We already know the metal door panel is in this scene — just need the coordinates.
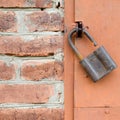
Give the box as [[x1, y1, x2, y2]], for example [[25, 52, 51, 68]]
[[74, 108, 120, 120], [74, 0, 120, 108]]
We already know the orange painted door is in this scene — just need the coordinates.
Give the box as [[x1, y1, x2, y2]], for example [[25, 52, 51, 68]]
[[74, 0, 120, 119]]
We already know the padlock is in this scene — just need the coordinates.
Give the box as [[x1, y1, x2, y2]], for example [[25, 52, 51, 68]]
[[68, 25, 117, 82]]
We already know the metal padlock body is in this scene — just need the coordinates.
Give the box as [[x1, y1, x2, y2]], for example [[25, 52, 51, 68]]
[[81, 46, 117, 82]]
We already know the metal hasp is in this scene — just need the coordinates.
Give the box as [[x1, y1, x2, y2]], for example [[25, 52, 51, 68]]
[[68, 22, 117, 82]]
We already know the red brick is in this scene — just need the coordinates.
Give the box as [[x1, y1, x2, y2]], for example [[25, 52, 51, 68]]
[[0, 108, 64, 120], [0, 0, 52, 8], [0, 11, 16, 32], [0, 36, 63, 56], [25, 11, 64, 32], [0, 84, 53, 103], [0, 0, 25, 7], [35, 0, 52, 8], [21, 60, 64, 81], [0, 60, 16, 80]]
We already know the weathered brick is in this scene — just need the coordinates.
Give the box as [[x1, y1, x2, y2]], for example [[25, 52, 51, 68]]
[[25, 11, 64, 32], [0, 0, 52, 8], [0, 108, 64, 120], [21, 60, 64, 81], [0, 0, 25, 7], [35, 0, 52, 8], [0, 60, 16, 80], [0, 36, 63, 56], [0, 11, 16, 32], [0, 84, 53, 103]]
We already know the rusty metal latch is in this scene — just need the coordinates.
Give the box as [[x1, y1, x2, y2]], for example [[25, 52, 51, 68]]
[[68, 22, 117, 82]]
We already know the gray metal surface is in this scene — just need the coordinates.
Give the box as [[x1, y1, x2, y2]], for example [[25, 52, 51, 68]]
[[81, 46, 117, 82]]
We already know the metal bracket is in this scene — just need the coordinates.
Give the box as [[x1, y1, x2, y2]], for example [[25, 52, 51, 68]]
[[76, 21, 83, 38]]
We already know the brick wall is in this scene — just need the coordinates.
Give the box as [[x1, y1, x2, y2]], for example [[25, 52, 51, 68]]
[[0, 0, 64, 119]]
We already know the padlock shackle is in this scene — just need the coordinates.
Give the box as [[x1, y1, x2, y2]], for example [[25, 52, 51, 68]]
[[68, 28, 83, 60], [68, 27, 98, 61], [83, 29, 97, 46]]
